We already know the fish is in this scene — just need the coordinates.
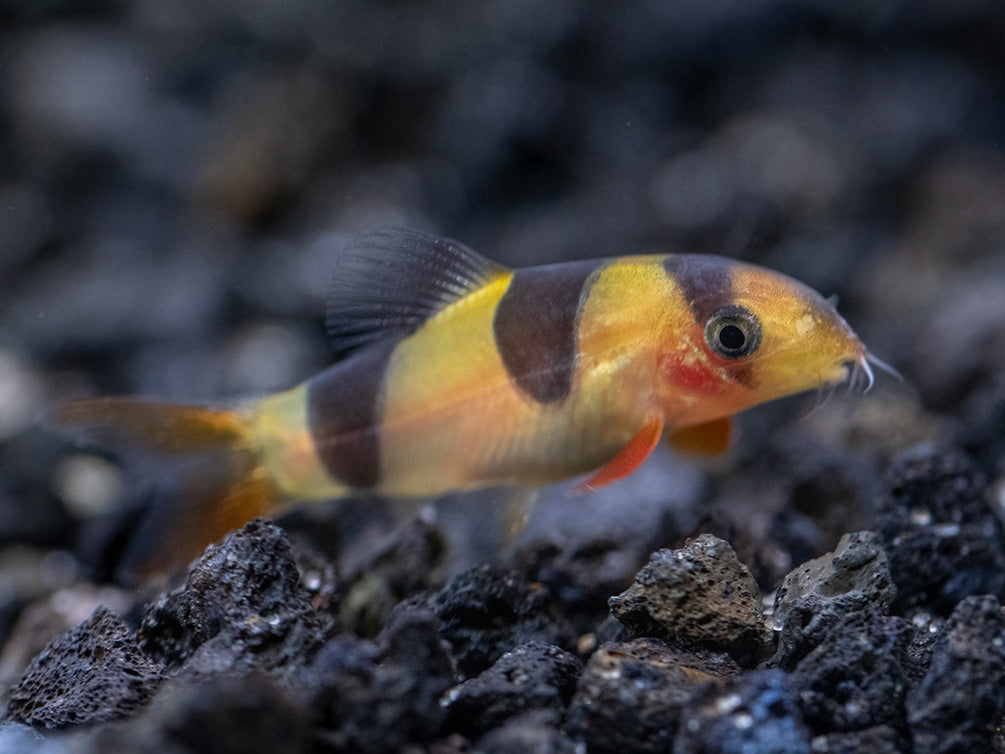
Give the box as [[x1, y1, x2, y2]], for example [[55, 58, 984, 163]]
[[49, 227, 896, 582]]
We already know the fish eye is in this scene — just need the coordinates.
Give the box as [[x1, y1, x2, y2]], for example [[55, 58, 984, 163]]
[[705, 306, 761, 359]]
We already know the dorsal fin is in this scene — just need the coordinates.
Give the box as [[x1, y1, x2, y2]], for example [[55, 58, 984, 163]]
[[326, 227, 510, 359]]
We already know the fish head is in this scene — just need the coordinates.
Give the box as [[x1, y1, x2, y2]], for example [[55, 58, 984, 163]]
[[721, 263, 870, 397], [658, 255, 882, 423]]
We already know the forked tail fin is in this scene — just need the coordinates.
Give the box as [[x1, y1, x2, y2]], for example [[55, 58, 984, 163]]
[[47, 397, 280, 584]]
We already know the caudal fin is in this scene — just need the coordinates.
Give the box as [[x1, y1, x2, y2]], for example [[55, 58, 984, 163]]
[[47, 397, 280, 583]]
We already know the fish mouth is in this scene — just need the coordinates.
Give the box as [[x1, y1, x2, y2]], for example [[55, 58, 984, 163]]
[[842, 351, 902, 394]]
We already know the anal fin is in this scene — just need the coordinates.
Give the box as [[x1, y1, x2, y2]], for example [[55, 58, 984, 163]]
[[581, 417, 663, 490]]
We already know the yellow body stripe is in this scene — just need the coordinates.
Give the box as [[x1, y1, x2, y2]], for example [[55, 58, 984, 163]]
[[378, 258, 670, 495], [377, 272, 516, 494]]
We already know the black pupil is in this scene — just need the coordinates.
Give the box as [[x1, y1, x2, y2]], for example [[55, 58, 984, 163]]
[[718, 324, 746, 351]]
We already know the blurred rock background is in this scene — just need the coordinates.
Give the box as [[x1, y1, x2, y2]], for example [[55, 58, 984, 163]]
[[0, 0, 1004, 744]]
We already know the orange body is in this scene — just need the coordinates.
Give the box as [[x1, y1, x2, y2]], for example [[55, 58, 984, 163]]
[[52, 228, 884, 580]]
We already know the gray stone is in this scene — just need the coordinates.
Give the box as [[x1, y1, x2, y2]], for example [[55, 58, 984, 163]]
[[771, 531, 895, 670], [609, 534, 769, 666]]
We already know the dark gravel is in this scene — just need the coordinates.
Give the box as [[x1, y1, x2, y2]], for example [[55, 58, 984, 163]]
[[409, 564, 577, 680], [874, 449, 1005, 617], [564, 638, 740, 752], [443, 641, 581, 740], [3, 1, 1005, 752], [6, 606, 163, 728], [907, 595, 1005, 754]]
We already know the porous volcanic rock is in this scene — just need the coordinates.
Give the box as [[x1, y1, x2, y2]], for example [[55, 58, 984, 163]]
[[790, 607, 913, 745], [83, 671, 312, 754], [564, 638, 739, 752], [609, 534, 770, 666], [406, 564, 576, 679], [297, 609, 455, 753], [874, 449, 1005, 615], [138, 518, 332, 678], [444, 640, 581, 739], [907, 594, 1005, 754], [5, 606, 164, 728], [673, 670, 813, 754], [771, 530, 896, 669]]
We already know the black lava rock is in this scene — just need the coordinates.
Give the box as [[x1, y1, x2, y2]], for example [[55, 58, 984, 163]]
[[790, 607, 913, 744], [807, 726, 905, 754], [564, 638, 739, 753], [673, 670, 812, 754], [158, 672, 311, 754], [138, 518, 332, 676], [873, 449, 1005, 615], [84, 671, 312, 754], [5, 606, 164, 728], [509, 461, 700, 636], [771, 530, 896, 670], [337, 513, 447, 638], [414, 564, 575, 679], [698, 437, 883, 592], [298, 609, 455, 754], [475, 711, 580, 754], [907, 594, 1005, 754], [609, 534, 770, 666], [444, 641, 581, 739]]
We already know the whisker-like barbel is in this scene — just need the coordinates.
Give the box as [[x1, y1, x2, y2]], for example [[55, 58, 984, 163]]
[[857, 354, 875, 393], [844, 350, 901, 394], [865, 351, 903, 383]]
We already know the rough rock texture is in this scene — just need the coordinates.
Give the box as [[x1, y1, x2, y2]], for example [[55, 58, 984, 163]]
[[5, 606, 163, 728], [444, 641, 581, 739], [509, 461, 703, 636], [336, 513, 447, 638], [412, 565, 576, 679], [907, 595, 1005, 754], [609, 534, 769, 666], [790, 607, 913, 745], [874, 450, 1005, 616], [475, 711, 580, 754], [85, 671, 313, 754], [673, 670, 813, 754], [6, 463, 1005, 751], [807, 726, 905, 754], [564, 638, 739, 753], [138, 519, 332, 680], [297, 608, 455, 754], [771, 530, 896, 670], [694, 439, 884, 592]]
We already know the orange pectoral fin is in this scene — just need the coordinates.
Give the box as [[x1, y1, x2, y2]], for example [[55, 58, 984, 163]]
[[581, 417, 664, 490], [668, 416, 733, 456]]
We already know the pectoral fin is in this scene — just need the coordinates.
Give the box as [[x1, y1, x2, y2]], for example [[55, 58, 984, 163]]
[[581, 417, 663, 490], [668, 417, 733, 456]]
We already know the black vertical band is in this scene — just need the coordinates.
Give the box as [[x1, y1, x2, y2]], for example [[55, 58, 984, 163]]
[[493, 260, 603, 404], [306, 340, 396, 489], [663, 255, 734, 325]]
